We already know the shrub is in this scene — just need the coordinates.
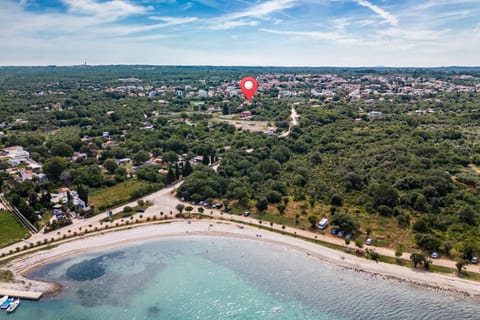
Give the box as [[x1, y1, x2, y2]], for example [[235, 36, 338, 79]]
[[330, 194, 343, 206], [377, 205, 393, 217]]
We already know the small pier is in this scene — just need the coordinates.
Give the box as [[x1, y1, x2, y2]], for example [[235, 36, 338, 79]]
[[0, 288, 43, 300]]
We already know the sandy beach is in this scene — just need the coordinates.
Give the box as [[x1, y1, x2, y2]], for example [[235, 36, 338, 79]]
[[1, 220, 480, 300]]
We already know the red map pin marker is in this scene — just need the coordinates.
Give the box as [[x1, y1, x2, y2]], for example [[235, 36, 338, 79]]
[[240, 76, 258, 101]]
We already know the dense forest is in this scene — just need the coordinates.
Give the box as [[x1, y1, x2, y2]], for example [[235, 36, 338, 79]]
[[0, 66, 479, 259]]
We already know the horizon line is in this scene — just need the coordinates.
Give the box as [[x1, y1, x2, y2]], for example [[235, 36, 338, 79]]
[[1, 64, 480, 69]]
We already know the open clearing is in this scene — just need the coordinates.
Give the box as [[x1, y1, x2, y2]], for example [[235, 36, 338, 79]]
[[89, 179, 159, 211], [0, 211, 29, 248], [216, 117, 273, 132]]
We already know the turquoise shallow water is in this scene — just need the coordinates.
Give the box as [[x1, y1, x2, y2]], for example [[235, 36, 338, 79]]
[[8, 237, 480, 319]]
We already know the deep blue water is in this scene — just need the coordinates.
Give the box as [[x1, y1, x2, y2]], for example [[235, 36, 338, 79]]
[[6, 237, 480, 319]]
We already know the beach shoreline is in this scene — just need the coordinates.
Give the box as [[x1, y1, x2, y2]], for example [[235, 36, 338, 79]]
[[1, 220, 480, 300]]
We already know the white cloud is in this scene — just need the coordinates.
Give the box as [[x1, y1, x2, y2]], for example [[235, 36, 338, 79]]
[[374, 27, 450, 42], [356, 0, 398, 26], [122, 34, 169, 41], [207, 0, 297, 30], [415, 0, 480, 10], [225, 0, 296, 20], [332, 18, 350, 31], [62, 0, 149, 19], [261, 28, 342, 41], [183, 2, 193, 10], [149, 16, 198, 26], [210, 20, 258, 30], [98, 23, 179, 36]]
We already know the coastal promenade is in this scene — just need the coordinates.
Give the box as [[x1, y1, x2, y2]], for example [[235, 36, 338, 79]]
[[1, 180, 480, 299], [3, 220, 480, 301], [1, 178, 479, 272]]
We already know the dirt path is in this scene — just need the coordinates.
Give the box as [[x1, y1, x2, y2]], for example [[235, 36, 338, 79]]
[[469, 164, 480, 174], [279, 106, 299, 137]]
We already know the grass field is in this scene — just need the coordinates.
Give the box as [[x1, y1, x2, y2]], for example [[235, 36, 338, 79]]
[[0, 210, 30, 248], [89, 179, 161, 212]]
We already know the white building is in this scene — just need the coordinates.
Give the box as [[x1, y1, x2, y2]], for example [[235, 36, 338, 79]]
[[51, 188, 86, 209], [2, 146, 30, 160], [1, 146, 30, 166]]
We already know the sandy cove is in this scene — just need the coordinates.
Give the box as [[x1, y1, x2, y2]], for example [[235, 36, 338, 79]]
[[1, 180, 478, 274], [1, 220, 480, 300]]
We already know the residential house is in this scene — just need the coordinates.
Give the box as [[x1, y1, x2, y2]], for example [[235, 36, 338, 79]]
[[193, 155, 204, 163], [240, 111, 252, 119], [51, 188, 86, 210], [368, 111, 383, 119], [116, 158, 132, 165], [2, 146, 30, 166], [72, 152, 88, 161]]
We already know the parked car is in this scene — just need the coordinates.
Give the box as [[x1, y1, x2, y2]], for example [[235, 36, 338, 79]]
[[244, 211, 251, 217], [337, 230, 344, 238], [345, 233, 352, 239], [471, 256, 478, 264], [365, 238, 372, 245], [431, 252, 440, 259], [331, 228, 338, 235], [318, 218, 328, 230]]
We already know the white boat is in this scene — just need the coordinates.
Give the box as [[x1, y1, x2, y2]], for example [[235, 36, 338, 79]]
[[5, 298, 20, 313], [0, 297, 13, 309], [0, 295, 9, 306]]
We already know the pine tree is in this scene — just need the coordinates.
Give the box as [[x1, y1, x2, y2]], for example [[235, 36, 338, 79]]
[[202, 155, 210, 165], [76, 184, 89, 205], [183, 161, 193, 177], [222, 104, 229, 115], [166, 166, 175, 184], [174, 162, 180, 180]]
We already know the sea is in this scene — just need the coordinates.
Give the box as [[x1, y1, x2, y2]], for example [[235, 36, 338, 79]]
[[8, 236, 480, 320]]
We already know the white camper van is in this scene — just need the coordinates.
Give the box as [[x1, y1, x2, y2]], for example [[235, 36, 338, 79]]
[[318, 218, 328, 230]]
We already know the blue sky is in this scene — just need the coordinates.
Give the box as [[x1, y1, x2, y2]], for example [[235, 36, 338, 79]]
[[1, 0, 480, 66]]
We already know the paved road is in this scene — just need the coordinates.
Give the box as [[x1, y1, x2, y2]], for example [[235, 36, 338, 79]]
[[0, 181, 183, 256], [190, 208, 479, 273], [1, 180, 479, 275]]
